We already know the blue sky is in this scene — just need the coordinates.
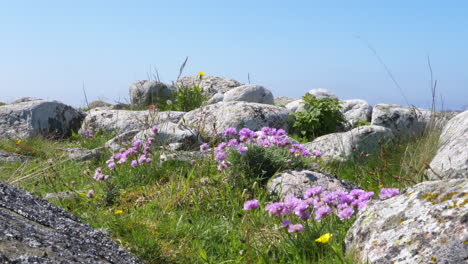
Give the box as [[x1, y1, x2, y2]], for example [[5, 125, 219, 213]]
[[1, 0, 467, 109]]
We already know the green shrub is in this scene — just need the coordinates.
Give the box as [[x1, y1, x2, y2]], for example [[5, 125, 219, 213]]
[[0, 102, 5, 106], [290, 94, 346, 141], [173, 85, 207, 112], [227, 144, 313, 184]]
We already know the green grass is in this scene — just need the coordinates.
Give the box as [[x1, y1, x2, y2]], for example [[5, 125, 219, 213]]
[[0, 125, 442, 264]]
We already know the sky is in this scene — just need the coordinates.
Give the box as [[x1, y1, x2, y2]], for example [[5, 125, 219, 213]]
[[0, 0, 467, 110]]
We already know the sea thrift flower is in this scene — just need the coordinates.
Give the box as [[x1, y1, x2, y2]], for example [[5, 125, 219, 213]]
[[237, 144, 248, 156], [304, 186, 323, 199], [151, 125, 158, 134], [86, 189, 94, 198], [337, 204, 354, 220], [227, 139, 239, 148], [93, 168, 108, 181], [244, 200, 260, 210], [312, 162, 318, 167], [223, 127, 237, 137], [315, 233, 332, 243], [380, 188, 399, 199], [131, 160, 138, 167], [315, 205, 332, 222], [200, 143, 210, 152], [281, 219, 291, 228], [84, 130, 94, 137], [133, 140, 142, 149], [312, 150, 322, 157], [288, 224, 303, 233]]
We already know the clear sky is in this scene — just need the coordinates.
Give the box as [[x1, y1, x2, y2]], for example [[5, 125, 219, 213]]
[[1, 0, 467, 110]]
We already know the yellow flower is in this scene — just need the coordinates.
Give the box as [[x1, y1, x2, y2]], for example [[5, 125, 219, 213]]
[[378, 184, 384, 188], [198, 72, 205, 76], [16, 139, 22, 145], [114, 209, 123, 215], [315, 233, 333, 244]]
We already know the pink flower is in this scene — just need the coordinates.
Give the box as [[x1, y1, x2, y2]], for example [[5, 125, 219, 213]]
[[244, 200, 260, 210], [287, 224, 303, 233], [87, 189, 94, 198]]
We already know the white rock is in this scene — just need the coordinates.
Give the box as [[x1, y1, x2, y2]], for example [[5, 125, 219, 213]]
[[285, 99, 305, 112], [345, 178, 468, 264], [0, 99, 84, 139], [223, 84, 274, 105], [426, 110, 468, 180], [179, 101, 290, 135], [79, 109, 185, 134], [303, 125, 393, 162], [267, 169, 359, 199], [174, 75, 242, 95], [371, 104, 436, 138], [129, 80, 174, 107], [308, 88, 338, 99], [341, 99, 373, 128], [206, 92, 224, 105], [133, 122, 200, 151]]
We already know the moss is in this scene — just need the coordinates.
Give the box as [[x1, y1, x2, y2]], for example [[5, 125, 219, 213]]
[[459, 199, 468, 208], [397, 220, 405, 225], [406, 191, 414, 197], [420, 192, 441, 204], [440, 192, 459, 203]]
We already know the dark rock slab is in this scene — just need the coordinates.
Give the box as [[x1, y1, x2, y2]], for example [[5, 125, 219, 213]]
[[0, 182, 143, 264]]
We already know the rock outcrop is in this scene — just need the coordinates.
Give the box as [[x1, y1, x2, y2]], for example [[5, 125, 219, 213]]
[[371, 104, 435, 138], [427, 110, 468, 180], [0, 99, 84, 139], [179, 101, 290, 135], [223, 84, 274, 105], [129, 80, 174, 107], [345, 179, 468, 264], [303, 125, 393, 162], [267, 169, 359, 199], [0, 182, 143, 263], [0, 150, 28, 163], [308, 88, 338, 99], [79, 109, 185, 134], [174, 75, 242, 95], [341, 99, 373, 128]]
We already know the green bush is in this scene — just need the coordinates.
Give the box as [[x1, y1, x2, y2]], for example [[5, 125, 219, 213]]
[[173, 85, 207, 112], [227, 144, 313, 184], [290, 94, 346, 141]]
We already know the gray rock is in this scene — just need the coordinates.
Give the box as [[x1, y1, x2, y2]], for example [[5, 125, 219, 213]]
[[174, 75, 242, 95], [179, 101, 290, 135], [10, 97, 42, 104], [61, 147, 104, 161], [267, 169, 359, 199], [341, 99, 373, 128], [79, 109, 185, 134], [0, 150, 28, 163], [285, 99, 306, 112], [206, 92, 224, 105], [345, 179, 468, 264], [88, 100, 111, 109], [133, 122, 201, 151], [129, 80, 174, 107], [274, 96, 298, 107], [0, 100, 84, 140], [308, 88, 338, 99], [223, 84, 274, 105], [371, 104, 438, 138], [304, 125, 394, 162], [105, 130, 141, 151], [427, 110, 468, 180], [0, 182, 143, 264]]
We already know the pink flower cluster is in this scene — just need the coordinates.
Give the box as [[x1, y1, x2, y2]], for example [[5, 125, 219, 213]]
[[201, 127, 321, 171], [244, 186, 400, 233], [93, 126, 158, 181]]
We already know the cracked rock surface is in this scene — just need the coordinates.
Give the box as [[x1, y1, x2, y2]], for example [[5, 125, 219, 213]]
[[345, 179, 468, 264], [0, 182, 143, 264]]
